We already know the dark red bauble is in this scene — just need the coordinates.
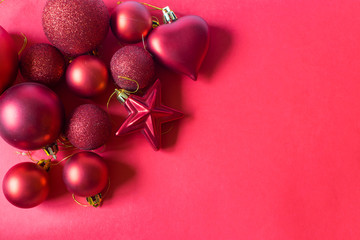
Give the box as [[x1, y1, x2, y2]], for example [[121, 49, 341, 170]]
[[66, 104, 111, 150], [3, 162, 50, 208], [110, 1, 152, 43], [0, 83, 65, 150], [20, 43, 66, 86], [0, 26, 18, 93], [42, 0, 109, 56], [63, 151, 108, 197], [110, 46, 155, 91], [66, 55, 108, 98]]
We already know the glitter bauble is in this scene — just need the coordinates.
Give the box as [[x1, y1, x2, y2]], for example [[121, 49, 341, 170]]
[[66, 104, 111, 150], [63, 151, 108, 197], [3, 162, 50, 208], [0, 26, 18, 93], [20, 43, 66, 86], [66, 55, 108, 98], [42, 0, 110, 56], [110, 1, 152, 43], [0, 83, 65, 150], [110, 46, 155, 91]]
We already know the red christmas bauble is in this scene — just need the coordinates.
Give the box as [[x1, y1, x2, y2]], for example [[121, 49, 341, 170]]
[[3, 162, 50, 208], [0, 26, 18, 93], [63, 151, 108, 197], [66, 55, 108, 98], [110, 46, 155, 91], [42, 0, 109, 56], [20, 43, 66, 86], [110, 1, 152, 43], [0, 83, 64, 150], [66, 104, 111, 150]]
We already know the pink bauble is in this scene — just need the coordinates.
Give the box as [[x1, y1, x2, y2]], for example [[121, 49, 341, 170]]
[[3, 162, 50, 208], [110, 46, 155, 91], [0, 83, 64, 150], [110, 1, 152, 43], [66, 104, 111, 150], [42, 0, 109, 56], [20, 43, 66, 86], [63, 151, 108, 197], [66, 55, 108, 98], [0, 26, 18, 93]]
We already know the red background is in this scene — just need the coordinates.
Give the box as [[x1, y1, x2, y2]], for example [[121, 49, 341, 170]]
[[1, 0, 360, 239]]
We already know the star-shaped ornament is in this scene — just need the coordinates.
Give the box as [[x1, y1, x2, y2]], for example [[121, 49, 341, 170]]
[[116, 79, 184, 150]]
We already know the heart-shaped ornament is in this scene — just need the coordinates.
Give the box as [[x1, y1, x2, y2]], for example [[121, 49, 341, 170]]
[[147, 10, 210, 80]]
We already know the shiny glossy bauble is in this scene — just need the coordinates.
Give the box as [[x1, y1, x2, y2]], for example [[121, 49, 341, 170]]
[[63, 151, 108, 197], [42, 0, 110, 56], [66, 55, 108, 98], [110, 1, 152, 43], [110, 46, 155, 91], [147, 15, 210, 80], [0, 83, 65, 150], [0, 26, 18, 93], [20, 43, 66, 86], [65, 104, 111, 150], [3, 162, 50, 208]]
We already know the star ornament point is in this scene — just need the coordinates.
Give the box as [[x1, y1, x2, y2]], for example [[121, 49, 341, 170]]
[[116, 80, 184, 150]]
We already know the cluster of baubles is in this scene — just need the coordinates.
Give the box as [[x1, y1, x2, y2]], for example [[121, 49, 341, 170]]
[[0, 0, 209, 208]]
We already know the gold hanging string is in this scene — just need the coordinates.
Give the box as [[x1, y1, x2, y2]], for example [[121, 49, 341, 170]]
[[72, 178, 111, 207], [51, 153, 75, 166], [140, 2, 163, 10], [107, 90, 118, 111], [106, 77, 140, 111], [72, 194, 91, 207], [17, 33, 28, 56], [16, 151, 53, 171]]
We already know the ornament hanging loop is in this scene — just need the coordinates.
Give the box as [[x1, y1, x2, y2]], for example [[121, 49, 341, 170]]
[[162, 6, 177, 23], [18, 33, 28, 56]]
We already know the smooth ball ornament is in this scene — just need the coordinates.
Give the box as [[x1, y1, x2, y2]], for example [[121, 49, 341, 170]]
[[66, 104, 111, 150], [110, 1, 152, 43], [63, 151, 108, 197], [147, 15, 210, 80], [42, 0, 110, 56], [66, 55, 108, 97], [0, 83, 65, 150], [0, 26, 18, 93], [110, 46, 155, 91], [3, 162, 50, 208], [20, 43, 66, 86]]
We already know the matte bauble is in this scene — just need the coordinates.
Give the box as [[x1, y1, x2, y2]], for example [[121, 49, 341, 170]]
[[147, 15, 210, 80], [0, 26, 18, 93], [0, 83, 65, 150], [110, 1, 152, 43], [110, 46, 155, 91], [42, 0, 110, 56], [66, 55, 108, 98], [63, 151, 108, 197], [66, 104, 111, 150], [20, 43, 65, 86], [3, 162, 50, 208]]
